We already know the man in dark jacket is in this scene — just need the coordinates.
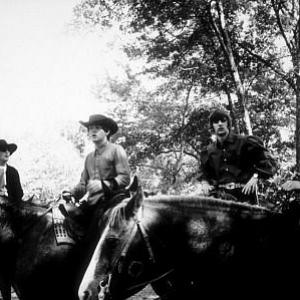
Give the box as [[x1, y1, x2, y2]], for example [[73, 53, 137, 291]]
[[199, 109, 277, 204], [0, 139, 23, 202]]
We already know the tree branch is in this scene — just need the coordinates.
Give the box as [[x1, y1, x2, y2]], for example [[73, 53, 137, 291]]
[[271, 0, 294, 53], [241, 45, 296, 90]]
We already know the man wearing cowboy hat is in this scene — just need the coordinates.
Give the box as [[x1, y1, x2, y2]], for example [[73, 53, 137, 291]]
[[63, 114, 130, 205], [198, 108, 277, 204], [0, 139, 23, 202]]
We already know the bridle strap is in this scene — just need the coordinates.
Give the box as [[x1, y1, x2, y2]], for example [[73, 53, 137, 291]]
[[115, 218, 174, 293], [136, 221, 155, 263], [120, 220, 138, 258], [127, 268, 175, 291]]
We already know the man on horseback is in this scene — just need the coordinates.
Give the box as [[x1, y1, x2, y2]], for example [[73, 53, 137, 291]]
[[0, 139, 23, 202], [62, 114, 131, 206], [199, 109, 277, 204]]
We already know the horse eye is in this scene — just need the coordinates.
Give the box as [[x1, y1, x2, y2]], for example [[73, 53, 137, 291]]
[[128, 261, 144, 278]]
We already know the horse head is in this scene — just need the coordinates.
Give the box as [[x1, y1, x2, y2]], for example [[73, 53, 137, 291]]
[[78, 175, 144, 300]]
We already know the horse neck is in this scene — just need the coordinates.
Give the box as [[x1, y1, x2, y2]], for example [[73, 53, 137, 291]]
[[0, 201, 50, 239], [140, 196, 275, 251]]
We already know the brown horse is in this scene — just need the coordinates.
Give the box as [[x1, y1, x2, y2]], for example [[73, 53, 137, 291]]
[[78, 178, 300, 300], [0, 188, 129, 300]]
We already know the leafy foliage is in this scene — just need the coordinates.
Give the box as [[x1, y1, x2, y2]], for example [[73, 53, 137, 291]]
[[11, 1, 300, 207], [69, 0, 300, 201]]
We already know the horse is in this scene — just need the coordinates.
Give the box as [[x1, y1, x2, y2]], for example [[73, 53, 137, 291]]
[[78, 177, 300, 300], [0, 186, 130, 300]]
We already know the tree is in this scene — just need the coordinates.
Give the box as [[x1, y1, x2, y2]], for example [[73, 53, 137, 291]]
[[242, 0, 300, 170], [73, 0, 267, 133], [71, 0, 297, 195]]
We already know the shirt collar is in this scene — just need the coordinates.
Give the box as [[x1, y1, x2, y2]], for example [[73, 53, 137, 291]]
[[94, 141, 109, 155], [0, 165, 7, 172], [216, 132, 236, 148]]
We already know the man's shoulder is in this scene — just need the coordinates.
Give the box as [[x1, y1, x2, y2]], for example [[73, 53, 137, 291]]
[[231, 133, 264, 146], [6, 164, 18, 172], [85, 151, 95, 158], [245, 135, 265, 147], [108, 142, 127, 153], [6, 165, 19, 176]]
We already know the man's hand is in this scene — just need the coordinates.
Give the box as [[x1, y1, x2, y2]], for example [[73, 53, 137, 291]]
[[61, 191, 74, 202], [201, 181, 213, 195], [242, 174, 258, 195], [87, 179, 103, 194], [282, 180, 300, 191]]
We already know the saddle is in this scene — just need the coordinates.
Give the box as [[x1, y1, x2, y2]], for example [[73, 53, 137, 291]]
[[52, 201, 91, 245], [52, 204, 76, 245], [53, 190, 130, 246]]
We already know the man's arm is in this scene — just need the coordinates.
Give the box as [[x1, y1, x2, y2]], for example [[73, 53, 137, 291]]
[[245, 136, 278, 179], [197, 148, 214, 195], [110, 145, 131, 190], [70, 158, 89, 199], [10, 167, 23, 202]]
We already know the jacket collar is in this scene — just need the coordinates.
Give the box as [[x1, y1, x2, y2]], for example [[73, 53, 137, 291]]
[[208, 132, 237, 154]]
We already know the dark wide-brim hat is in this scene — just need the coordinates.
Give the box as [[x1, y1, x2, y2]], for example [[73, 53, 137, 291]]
[[79, 114, 119, 135], [0, 139, 17, 154]]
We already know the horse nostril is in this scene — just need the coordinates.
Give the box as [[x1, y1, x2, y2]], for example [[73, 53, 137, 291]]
[[83, 290, 91, 300], [99, 280, 106, 288]]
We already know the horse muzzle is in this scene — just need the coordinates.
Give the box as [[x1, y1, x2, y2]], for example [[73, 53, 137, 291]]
[[98, 274, 113, 300]]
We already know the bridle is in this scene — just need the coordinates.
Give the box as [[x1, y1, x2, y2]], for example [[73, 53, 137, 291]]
[[99, 215, 174, 300]]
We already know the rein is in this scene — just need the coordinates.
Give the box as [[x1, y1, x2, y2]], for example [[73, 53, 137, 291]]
[[102, 216, 175, 298]]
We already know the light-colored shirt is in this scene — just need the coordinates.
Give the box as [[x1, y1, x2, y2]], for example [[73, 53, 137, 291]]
[[71, 142, 130, 198], [0, 165, 7, 188], [0, 165, 8, 196]]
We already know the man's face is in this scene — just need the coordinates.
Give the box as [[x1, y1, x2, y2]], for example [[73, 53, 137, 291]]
[[88, 125, 109, 143], [0, 150, 10, 165], [212, 118, 230, 139]]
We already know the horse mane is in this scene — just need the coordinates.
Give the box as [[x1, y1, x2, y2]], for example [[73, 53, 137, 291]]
[[105, 194, 276, 232], [0, 197, 51, 230], [143, 195, 275, 217], [106, 201, 129, 230]]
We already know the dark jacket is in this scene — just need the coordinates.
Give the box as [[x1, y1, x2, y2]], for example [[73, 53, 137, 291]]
[[6, 165, 23, 202], [200, 133, 277, 185]]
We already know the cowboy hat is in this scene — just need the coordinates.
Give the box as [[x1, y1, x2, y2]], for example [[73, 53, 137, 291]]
[[79, 114, 118, 135], [0, 139, 17, 154]]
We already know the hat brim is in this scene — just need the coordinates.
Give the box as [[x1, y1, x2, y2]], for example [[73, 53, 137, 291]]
[[79, 119, 118, 135], [9, 144, 17, 154]]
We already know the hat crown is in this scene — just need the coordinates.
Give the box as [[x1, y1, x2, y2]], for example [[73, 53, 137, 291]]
[[89, 114, 107, 123], [0, 139, 17, 154]]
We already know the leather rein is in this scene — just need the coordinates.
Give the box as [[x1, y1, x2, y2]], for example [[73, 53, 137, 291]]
[[100, 216, 174, 298]]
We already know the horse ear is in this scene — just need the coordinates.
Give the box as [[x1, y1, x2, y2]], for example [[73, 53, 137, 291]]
[[102, 180, 111, 197], [128, 175, 139, 193], [124, 176, 143, 219]]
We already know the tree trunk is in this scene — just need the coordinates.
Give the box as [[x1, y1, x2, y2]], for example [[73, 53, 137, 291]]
[[225, 89, 240, 134], [295, 13, 300, 173], [212, 0, 252, 135]]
